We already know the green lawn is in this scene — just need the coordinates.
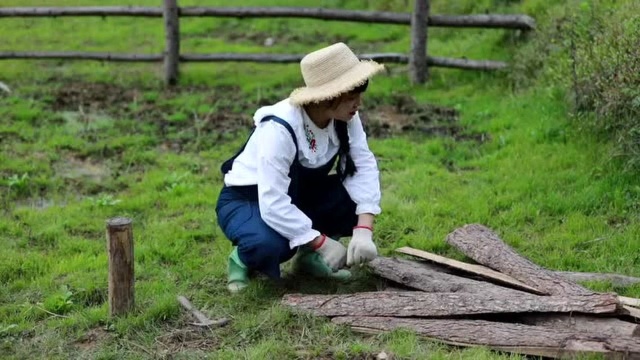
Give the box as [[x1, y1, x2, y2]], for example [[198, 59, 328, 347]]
[[1, 0, 639, 359]]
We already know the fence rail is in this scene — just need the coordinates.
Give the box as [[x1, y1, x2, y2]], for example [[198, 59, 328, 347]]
[[0, 6, 535, 29], [0, 51, 507, 71], [0, 2, 534, 85]]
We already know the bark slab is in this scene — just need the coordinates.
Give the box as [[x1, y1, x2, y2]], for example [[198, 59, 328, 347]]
[[282, 291, 618, 318], [446, 224, 594, 296], [332, 316, 640, 359]]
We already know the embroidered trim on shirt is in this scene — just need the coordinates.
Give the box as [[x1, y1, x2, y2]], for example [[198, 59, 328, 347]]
[[303, 123, 317, 152]]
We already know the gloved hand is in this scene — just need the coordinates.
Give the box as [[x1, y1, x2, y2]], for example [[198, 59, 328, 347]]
[[347, 227, 377, 266], [311, 234, 347, 271]]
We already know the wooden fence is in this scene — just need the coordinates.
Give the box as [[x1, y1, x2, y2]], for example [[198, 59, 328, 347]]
[[0, 1, 535, 85]]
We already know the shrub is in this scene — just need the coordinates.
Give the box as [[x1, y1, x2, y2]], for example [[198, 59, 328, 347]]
[[510, 0, 640, 170]]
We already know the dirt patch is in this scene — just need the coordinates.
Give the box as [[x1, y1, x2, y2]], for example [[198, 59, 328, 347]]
[[72, 327, 112, 352], [45, 82, 487, 151], [46, 81, 255, 152], [362, 94, 489, 142], [54, 156, 111, 183], [154, 325, 220, 356], [51, 83, 137, 112]]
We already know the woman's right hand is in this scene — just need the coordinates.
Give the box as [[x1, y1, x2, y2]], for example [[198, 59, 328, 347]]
[[309, 234, 347, 270]]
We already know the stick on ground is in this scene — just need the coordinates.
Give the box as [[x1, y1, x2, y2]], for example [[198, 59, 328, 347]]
[[177, 296, 230, 328]]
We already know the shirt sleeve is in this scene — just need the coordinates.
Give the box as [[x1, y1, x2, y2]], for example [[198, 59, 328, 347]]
[[343, 113, 382, 215], [254, 121, 321, 249]]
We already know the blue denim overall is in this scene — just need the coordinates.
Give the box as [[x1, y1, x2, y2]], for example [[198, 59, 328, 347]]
[[216, 116, 358, 279]]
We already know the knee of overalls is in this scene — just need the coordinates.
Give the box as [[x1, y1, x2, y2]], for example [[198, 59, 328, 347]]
[[236, 220, 297, 275]]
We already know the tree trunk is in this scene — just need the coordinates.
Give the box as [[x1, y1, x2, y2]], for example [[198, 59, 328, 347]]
[[282, 291, 618, 318], [446, 224, 593, 296], [369, 257, 530, 295], [332, 317, 640, 359]]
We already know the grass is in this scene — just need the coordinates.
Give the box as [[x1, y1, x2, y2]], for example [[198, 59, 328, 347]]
[[1, 0, 640, 359]]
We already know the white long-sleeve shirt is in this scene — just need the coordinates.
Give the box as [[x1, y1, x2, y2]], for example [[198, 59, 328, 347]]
[[224, 98, 381, 249]]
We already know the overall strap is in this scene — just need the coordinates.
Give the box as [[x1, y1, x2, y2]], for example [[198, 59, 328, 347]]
[[220, 115, 299, 175], [260, 116, 301, 203], [260, 115, 299, 154]]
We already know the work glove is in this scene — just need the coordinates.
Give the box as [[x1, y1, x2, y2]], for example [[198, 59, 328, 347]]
[[311, 234, 347, 271], [347, 226, 378, 266]]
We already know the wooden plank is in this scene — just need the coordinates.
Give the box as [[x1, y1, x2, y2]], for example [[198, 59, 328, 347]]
[[446, 224, 593, 296], [282, 291, 618, 318], [395, 246, 544, 294], [621, 305, 640, 321], [333, 317, 640, 359], [619, 296, 640, 308]]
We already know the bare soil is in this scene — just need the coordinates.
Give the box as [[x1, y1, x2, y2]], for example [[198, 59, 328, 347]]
[[47, 82, 487, 144]]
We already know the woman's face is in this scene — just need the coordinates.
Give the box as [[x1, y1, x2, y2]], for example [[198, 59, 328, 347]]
[[329, 91, 362, 121]]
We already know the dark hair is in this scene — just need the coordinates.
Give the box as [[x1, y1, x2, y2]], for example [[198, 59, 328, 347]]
[[335, 80, 369, 180], [350, 80, 369, 94]]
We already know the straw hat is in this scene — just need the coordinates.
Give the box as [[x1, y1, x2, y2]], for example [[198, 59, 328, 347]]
[[289, 43, 385, 105]]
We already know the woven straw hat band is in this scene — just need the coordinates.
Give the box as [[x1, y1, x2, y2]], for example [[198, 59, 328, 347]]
[[300, 43, 360, 88]]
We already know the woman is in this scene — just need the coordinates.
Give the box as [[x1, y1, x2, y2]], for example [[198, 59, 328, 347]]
[[216, 42, 383, 292]]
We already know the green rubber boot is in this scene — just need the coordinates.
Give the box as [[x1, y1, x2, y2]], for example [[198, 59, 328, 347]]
[[293, 248, 351, 280], [227, 247, 249, 293]]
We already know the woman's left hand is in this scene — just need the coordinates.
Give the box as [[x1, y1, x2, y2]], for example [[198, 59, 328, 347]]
[[347, 227, 378, 266]]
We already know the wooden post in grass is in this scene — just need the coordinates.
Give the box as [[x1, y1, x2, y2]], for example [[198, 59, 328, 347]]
[[107, 217, 134, 316], [163, 0, 180, 86], [409, 0, 429, 84]]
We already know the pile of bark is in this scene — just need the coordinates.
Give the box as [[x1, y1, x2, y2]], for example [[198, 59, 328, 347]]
[[283, 224, 640, 359]]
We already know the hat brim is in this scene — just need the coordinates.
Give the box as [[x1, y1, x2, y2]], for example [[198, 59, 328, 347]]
[[289, 60, 385, 106]]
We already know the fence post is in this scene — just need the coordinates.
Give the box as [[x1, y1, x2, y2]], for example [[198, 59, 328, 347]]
[[107, 217, 134, 317], [163, 0, 180, 86], [409, 0, 429, 84]]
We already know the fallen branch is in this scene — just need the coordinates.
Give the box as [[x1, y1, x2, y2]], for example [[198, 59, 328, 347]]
[[282, 291, 618, 317], [332, 317, 640, 359]]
